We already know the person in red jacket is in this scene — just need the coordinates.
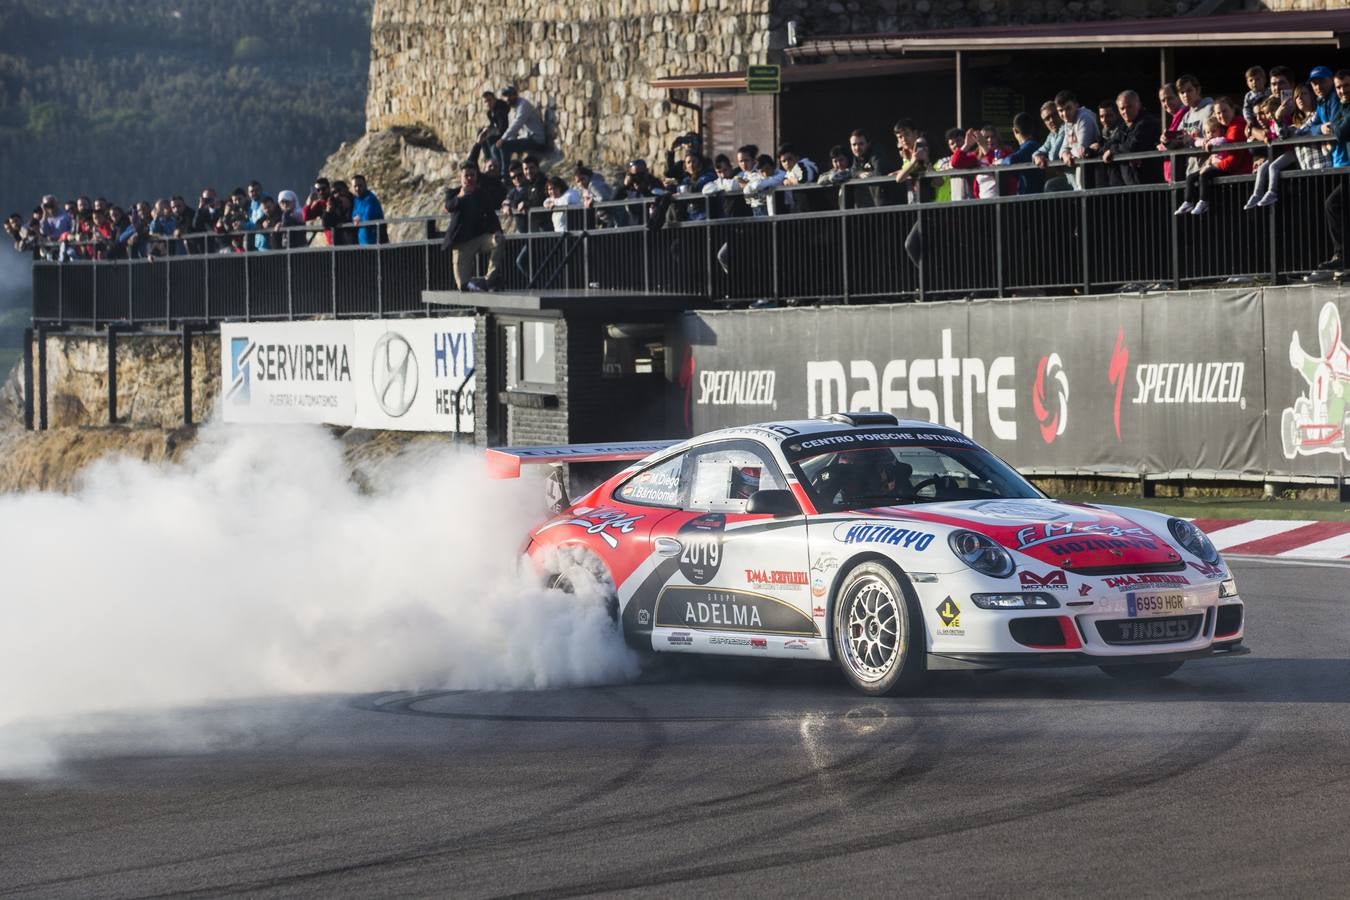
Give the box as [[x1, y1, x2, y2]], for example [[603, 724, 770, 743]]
[[1174, 97, 1251, 215]]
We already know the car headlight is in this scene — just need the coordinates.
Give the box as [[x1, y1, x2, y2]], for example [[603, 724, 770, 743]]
[[948, 529, 1015, 578], [1219, 578, 1239, 598], [971, 592, 1060, 609], [1167, 518, 1220, 564]]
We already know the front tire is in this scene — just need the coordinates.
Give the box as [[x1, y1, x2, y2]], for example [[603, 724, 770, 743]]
[[1098, 661, 1185, 680], [831, 561, 926, 696]]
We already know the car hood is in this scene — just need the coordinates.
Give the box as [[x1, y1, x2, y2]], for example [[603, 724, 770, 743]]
[[859, 498, 1183, 572]]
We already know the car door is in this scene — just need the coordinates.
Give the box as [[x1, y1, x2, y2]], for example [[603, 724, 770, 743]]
[[643, 439, 820, 658]]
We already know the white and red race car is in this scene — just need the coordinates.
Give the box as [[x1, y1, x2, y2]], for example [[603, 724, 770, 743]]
[[489, 414, 1248, 696]]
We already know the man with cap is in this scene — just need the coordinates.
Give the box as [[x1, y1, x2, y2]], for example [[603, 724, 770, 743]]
[[495, 85, 547, 162], [1311, 65, 1347, 169]]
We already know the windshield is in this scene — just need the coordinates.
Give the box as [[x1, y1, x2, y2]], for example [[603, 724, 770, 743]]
[[791, 441, 1042, 512]]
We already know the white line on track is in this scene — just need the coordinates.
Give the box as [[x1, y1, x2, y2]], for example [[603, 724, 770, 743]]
[[1204, 519, 1314, 550], [1275, 530, 1350, 559], [1226, 553, 1350, 568]]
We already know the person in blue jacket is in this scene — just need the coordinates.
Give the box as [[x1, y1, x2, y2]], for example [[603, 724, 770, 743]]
[[350, 174, 384, 245], [998, 111, 1045, 194]]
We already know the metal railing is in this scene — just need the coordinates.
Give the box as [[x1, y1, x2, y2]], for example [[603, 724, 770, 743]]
[[28, 135, 1350, 324]]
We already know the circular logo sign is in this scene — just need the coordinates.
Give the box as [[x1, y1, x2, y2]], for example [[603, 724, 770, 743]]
[[371, 332, 418, 417]]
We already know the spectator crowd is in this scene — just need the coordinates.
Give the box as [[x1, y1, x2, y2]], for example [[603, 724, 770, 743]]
[[13, 68, 1350, 279], [5, 174, 387, 262]]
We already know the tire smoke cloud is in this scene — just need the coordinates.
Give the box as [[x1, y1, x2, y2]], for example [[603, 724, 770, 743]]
[[0, 424, 638, 773]]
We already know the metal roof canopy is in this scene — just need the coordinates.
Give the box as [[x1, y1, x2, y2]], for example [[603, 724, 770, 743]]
[[649, 57, 958, 91], [789, 9, 1350, 56]]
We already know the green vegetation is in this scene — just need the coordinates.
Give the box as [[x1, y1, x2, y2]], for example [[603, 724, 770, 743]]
[[0, 0, 372, 224]]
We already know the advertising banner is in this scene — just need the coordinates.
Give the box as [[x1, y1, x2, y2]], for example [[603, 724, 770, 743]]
[[1262, 284, 1350, 479], [352, 317, 476, 433], [220, 321, 356, 425], [681, 289, 1278, 478]]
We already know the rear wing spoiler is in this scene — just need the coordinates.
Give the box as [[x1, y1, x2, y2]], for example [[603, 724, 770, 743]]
[[485, 440, 682, 479]]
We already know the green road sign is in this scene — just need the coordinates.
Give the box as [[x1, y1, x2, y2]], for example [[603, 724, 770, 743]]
[[746, 65, 781, 94]]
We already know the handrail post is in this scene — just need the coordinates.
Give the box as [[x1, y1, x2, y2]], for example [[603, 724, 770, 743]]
[[331, 246, 338, 317], [1268, 190, 1279, 284], [244, 252, 251, 321], [375, 243, 383, 318], [286, 249, 294, 320], [1079, 191, 1090, 295], [916, 206, 925, 302], [182, 323, 193, 426], [22, 327, 33, 431], [92, 259, 99, 326], [994, 202, 1005, 298]]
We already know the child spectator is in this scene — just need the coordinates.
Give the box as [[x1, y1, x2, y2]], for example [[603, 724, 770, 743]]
[[1054, 90, 1101, 188], [1246, 95, 1298, 209], [1162, 75, 1214, 176], [1175, 97, 1251, 216], [777, 143, 818, 213], [1242, 66, 1270, 131]]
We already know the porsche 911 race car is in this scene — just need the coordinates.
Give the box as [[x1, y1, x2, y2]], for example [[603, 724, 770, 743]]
[[488, 413, 1248, 696]]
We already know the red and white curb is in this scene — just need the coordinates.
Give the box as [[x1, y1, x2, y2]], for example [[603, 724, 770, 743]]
[[1193, 519, 1350, 561]]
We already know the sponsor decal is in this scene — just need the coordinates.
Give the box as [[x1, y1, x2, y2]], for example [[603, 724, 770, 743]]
[[1187, 560, 1226, 579], [1112, 618, 1194, 643], [696, 370, 777, 407], [1109, 327, 1129, 442], [1015, 522, 1158, 553], [758, 424, 799, 437], [251, 341, 352, 383], [667, 632, 694, 646], [228, 336, 254, 404], [637, 609, 650, 626], [370, 331, 418, 417], [962, 500, 1093, 522], [783, 639, 810, 651], [621, 465, 681, 505], [1102, 573, 1190, 590], [836, 523, 935, 551], [744, 569, 808, 592], [654, 587, 818, 635], [1078, 583, 1092, 597], [537, 505, 644, 549], [678, 513, 726, 585], [805, 330, 1018, 441], [708, 636, 752, 646], [812, 605, 826, 618], [1032, 353, 1069, 444], [810, 552, 840, 600], [787, 429, 975, 456], [1132, 362, 1245, 407], [1282, 301, 1350, 460], [1019, 570, 1069, 590], [750, 638, 768, 649], [935, 596, 964, 637]]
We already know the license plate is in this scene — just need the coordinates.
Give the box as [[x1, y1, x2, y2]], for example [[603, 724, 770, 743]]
[[1127, 592, 1185, 617]]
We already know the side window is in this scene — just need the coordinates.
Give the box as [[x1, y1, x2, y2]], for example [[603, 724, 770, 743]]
[[687, 442, 787, 513], [615, 453, 685, 508]]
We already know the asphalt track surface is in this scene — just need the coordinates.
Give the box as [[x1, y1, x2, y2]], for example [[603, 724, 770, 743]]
[[2, 558, 1348, 898]]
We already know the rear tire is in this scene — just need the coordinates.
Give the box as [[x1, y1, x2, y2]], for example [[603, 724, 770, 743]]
[[546, 552, 619, 623], [1098, 661, 1184, 680], [831, 561, 927, 696]]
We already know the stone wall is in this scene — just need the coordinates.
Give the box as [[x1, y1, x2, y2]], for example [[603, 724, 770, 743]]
[[362, 0, 1191, 203]]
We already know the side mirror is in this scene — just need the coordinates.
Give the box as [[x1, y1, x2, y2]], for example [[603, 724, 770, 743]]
[[746, 489, 801, 517]]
